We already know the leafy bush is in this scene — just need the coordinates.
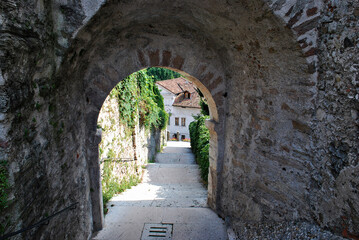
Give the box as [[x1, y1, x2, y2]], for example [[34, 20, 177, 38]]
[[158, 109, 169, 130], [189, 115, 210, 182]]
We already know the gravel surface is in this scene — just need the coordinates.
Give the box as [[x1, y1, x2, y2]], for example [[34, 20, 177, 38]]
[[230, 221, 346, 240]]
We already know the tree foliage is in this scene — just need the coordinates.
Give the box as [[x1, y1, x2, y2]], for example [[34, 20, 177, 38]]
[[147, 67, 181, 81]]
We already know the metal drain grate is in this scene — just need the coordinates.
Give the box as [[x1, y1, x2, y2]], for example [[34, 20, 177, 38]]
[[141, 223, 173, 240]]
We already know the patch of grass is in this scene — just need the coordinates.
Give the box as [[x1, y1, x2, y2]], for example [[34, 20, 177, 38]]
[[102, 159, 142, 214]]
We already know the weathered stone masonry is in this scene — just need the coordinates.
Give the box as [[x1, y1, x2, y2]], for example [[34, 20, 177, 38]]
[[0, 0, 358, 239]]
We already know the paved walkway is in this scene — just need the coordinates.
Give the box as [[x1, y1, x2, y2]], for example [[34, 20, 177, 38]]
[[93, 141, 228, 240]]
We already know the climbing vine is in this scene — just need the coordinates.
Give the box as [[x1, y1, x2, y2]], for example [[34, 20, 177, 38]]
[[100, 68, 169, 213], [111, 74, 138, 129], [111, 69, 168, 130], [197, 88, 210, 116]]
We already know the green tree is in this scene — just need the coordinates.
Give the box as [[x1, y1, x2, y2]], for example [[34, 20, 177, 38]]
[[147, 67, 181, 81]]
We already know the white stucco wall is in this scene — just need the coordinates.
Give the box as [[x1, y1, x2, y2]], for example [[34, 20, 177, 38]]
[[157, 85, 201, 140], [168, 106, 201, 139], [157, 86, 176, 112]]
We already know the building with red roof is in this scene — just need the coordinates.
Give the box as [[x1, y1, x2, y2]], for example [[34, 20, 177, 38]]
[[156, 77, 201, 140]]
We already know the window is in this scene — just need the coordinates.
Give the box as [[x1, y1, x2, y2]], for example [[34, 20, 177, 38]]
[[168, 117, 170, 125], [175, 117, 179, 126], [181, 118, 186, 126], [181, 135, 186, 140], [184, 92, 190, 99]]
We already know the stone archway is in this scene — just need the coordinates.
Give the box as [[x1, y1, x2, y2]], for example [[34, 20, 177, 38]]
[[55, 0, 313, 233], [81, 50, 225, 231], [46, 0, 319, 237], [84, 63, 223, 231], [6, 0, 359, 239]]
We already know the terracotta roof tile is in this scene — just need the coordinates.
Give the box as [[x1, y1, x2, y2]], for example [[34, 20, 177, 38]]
[[156, 77, 197, 94], [156, 77, 201, 109], [173, 91, 201, 109]]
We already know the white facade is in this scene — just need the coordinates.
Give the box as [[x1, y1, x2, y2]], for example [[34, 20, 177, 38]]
[[157, 85, 201, 140]]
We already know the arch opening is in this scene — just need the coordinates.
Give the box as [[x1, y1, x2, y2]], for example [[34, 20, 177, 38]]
[[50, 1, 316, 236], [90, 66, 221, 231]]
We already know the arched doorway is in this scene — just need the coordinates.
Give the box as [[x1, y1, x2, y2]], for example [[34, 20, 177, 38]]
[[53, 0, 314, 236], [90, 66, 221, 231], [82, 56, 224, 230], [2, 0, 337, 239]]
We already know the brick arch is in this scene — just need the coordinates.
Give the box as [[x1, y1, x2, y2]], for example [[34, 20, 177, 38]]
[[84, 51, 222, 123]]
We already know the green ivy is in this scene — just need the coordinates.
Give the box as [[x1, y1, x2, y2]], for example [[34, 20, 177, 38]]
[[111, 73, 139, 129], [110, 69, 168, 131], [101, 68, 170, 214]]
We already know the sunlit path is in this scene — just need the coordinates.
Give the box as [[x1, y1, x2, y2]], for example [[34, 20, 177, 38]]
[[92, 141, 227, 240]]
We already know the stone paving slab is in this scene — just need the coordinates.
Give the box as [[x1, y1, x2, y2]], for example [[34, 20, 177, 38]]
[[145, 164, 202, 184], [156, 142, 195, 164], [92, 141, 228, 240], [93, 207, 227, 240], [156, 153, 195, 164]]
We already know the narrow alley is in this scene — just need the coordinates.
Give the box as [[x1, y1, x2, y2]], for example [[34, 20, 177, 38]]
[[92, 141, 228, 240]]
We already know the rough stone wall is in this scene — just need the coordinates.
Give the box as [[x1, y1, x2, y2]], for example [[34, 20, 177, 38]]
[[98, 93, 164, 165], [136, 126, 165, 164], [310, 0, 359, 236], [98, 93, 164, 189], [220, 0, 359, 237], [219, 0, 316, 226], [0, 1, 94, 239], [0, 0, 358, 239], [97, 96, 135, 161]]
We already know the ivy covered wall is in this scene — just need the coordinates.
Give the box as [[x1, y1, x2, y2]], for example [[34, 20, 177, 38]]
[[97, 70, 167, 211]]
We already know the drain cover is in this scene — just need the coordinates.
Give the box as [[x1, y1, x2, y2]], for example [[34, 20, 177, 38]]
[[141, 223, 173, 240]]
